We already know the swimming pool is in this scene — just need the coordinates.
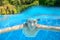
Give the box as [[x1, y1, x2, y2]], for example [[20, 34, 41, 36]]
[[0, 6, 60, 40]]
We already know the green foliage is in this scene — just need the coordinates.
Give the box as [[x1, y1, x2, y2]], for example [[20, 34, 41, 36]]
[[0, 0, 4, 6], [0, 0, 60, 15], [55, 0, 60, 7], [39, 0, 55, 6], [20, 0, 35, 4], [0, 0, 39, 15]]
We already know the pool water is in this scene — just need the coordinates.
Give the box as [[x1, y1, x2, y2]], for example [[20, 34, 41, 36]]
[[0, 6, 60, 40]]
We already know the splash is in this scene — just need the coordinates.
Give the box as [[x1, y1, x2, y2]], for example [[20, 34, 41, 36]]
[[22, 26, 40, 37]]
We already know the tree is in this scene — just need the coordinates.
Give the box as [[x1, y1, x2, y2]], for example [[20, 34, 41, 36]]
[[39, 0, 45, 5], [39, 0, 55, 6], [0, 0, 4, 6], [20, 0, 35, 4], [55, 0, 60, 7]]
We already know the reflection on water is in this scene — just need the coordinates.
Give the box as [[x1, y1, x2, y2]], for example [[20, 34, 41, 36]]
[[0, 6, 60, 40]]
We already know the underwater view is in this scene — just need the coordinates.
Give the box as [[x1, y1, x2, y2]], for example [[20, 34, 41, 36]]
[[0, 0, 60, 40]]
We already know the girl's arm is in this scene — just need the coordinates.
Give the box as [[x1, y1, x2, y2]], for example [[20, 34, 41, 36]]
[[0, 24, 23, 34], [36, 24, 60, 32]]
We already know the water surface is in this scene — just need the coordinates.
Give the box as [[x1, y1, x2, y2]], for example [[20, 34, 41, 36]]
[[0, 6, 60, 40]]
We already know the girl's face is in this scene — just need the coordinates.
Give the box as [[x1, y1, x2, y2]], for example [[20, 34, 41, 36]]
[[27, 19, 37, 30], [27, 20, 37, 26]]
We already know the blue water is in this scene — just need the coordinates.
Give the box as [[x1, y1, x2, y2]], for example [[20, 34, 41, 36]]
[[0, 6, 60, 40]]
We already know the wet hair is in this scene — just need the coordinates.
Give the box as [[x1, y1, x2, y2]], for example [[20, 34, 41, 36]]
[[37, 19, 40, 21]]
